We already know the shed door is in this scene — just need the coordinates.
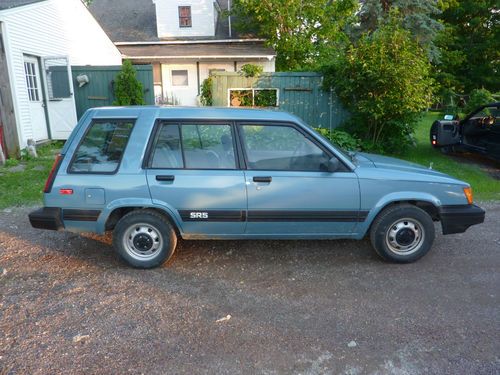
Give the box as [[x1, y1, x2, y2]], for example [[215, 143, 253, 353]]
[[42, 57, 77, 139], [23, 56, 48, 141]]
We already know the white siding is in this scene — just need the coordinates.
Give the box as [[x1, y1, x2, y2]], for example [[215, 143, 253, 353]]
[[160, 59, 276, 106], [153, 0, 216, 38], [0, 0, 121, 147], [55, 0, 122, 65], [1, 1, 71, 146], [236, 59, 275, 73]]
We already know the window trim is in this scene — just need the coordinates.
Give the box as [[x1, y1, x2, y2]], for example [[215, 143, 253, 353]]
[[144, 120, 241, 171], [67, 118, 136, 175], [228, 88, 279, 107], [236, 121, 351, 173], [178, 6, 192, 28], [171, 69, 189, 87]]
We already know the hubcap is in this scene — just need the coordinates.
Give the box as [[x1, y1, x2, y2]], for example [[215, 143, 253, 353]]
[[123, 223, 163, 260], [385, 218, 425, 256]]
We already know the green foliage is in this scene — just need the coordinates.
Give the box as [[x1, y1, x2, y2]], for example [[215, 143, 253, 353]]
[[465, 89, 495, 114], [113, 60, 145, 106], [435, 0, 499, 93], [239, 64, 263, 78], [323, 14, 435, 153], [231, 0, 357, 71], [254, 90, 277, 107], [313, 128, 360, 151], [4, 158, 19, 167], [200, 76, 213, 106]]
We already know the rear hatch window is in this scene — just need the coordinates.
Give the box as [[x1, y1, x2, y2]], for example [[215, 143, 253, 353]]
[[69, 120, 135, 173]]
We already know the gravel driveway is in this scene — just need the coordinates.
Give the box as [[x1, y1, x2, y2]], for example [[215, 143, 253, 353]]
[[1, 204, 499, 374]]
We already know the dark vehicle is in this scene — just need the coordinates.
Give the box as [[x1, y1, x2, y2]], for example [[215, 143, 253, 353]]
[[430, 102, 500, 161]]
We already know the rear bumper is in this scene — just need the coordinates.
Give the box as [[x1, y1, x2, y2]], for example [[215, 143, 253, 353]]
[[439, 204, 485, 235], [29, 207, 64, 231]]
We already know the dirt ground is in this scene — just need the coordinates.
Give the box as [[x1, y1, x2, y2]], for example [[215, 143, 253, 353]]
[[1, 204, 499, 374]]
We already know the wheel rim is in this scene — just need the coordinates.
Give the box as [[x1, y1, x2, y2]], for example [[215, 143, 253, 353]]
[[385, 218, 425, 256], [123, 223, 163, 261]]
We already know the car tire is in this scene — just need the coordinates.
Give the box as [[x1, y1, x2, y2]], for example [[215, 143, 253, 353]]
[[113, 209, 177, 268], [369, 204, 435, 263], [440, 146, 454, 154]]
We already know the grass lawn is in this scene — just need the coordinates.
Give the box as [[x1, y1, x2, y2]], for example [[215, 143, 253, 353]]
[[396, 111, 500, 201], [0, 142, 62, 209]]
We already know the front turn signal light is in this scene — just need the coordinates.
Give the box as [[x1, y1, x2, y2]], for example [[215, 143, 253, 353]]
[[463, 187, 473, 204]]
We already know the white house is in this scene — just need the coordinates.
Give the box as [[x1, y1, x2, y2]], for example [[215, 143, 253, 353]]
[[90, 0, 276, 106], [0, 0, 122, 155]]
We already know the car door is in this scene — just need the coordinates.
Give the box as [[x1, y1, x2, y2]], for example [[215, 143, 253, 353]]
[[238, 122, 361, 236], [146, 121, 247, 236]]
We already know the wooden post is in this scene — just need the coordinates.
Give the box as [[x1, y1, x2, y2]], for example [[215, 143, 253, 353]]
[[0, 24, 20, 158]]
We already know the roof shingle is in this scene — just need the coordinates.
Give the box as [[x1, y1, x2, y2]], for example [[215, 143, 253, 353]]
[[0, 0, 46, 11]]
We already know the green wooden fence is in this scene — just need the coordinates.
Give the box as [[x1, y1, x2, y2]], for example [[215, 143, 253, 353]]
[[210, 72, 348, 130], [71, 65, 155, 119]]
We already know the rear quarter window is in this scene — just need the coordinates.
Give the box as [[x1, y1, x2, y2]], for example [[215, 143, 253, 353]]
[[69, 120, 135, 173]]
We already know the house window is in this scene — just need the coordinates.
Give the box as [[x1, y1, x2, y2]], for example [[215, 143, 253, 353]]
[[24, 62, 40, 102], [178, 6, 192, 27], [44, 57, 71, 100], [172, 70, 189, 86]]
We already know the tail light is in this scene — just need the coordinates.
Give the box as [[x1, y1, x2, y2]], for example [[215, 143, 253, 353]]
[[44, 154, 63, 193]]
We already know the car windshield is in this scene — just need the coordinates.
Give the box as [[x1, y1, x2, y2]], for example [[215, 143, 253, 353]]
[[470, 106, 500, 119], [314, 130, 355, 162]]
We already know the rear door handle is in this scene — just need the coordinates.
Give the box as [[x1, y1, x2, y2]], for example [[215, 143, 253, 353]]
[[156, 175, 175, 182], [253, 176, 272, 183]]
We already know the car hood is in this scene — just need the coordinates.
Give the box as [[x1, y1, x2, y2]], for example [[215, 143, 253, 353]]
[[354, 152, 464, 182]]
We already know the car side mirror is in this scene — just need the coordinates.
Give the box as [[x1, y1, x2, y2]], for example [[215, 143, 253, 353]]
[[326, 157, 340, 172]]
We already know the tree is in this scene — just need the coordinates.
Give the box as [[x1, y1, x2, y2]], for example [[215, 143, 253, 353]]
[[355, 0, 443, 62], [323, 14, 435, 152], [231, 0, 357, 71], [113, 60, 145, 106], [435, 0, 499, 93]]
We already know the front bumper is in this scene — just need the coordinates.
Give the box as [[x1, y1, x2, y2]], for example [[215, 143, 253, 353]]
[[29, 207, 64, 231], [439, 204, 485, 235]]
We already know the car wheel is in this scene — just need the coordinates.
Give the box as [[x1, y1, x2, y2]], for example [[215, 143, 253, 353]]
[[440, 145, 457, 154], [113, 209, 177, 268], [369, 204, 435, 263]]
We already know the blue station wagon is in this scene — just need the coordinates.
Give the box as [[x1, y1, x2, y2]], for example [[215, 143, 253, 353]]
[[29, 107, 485, 268]]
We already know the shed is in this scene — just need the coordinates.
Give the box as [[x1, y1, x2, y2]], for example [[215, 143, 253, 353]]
[[0, 0, 122, 157]]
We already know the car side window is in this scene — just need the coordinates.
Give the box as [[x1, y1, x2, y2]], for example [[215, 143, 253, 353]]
[[69, 120, 135, 173], [149, 123, 236, 169], [240, 124, 331, 171], [150, 124, 183, 168]]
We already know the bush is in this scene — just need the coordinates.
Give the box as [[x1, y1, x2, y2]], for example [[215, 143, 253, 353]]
[[113, 60, 145, 106], [322, 12, 434, 154], [313, 128, 360, 151], [465, 89, 494, 114], [200, 76, 213, 106], [239, 63, 263, 78]]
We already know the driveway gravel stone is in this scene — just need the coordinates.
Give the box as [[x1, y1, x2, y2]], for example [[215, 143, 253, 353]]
[[0, 204, 499, 374]]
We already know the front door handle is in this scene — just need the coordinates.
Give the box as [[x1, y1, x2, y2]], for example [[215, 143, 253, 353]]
[[253, 176, 272, 183], [156, 175, 175, 182]]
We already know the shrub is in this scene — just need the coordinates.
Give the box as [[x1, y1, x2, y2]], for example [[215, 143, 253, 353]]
[[465, 89, 494, 114], [314, 128, 360, 151], [200, 76, 213, 106], [239, 63, 263, 78], [113, 60, 145, 106], [322, 12, 435, 154]]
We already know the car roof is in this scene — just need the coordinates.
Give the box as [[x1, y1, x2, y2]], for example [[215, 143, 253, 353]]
[[89, 106, 306, 124]]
